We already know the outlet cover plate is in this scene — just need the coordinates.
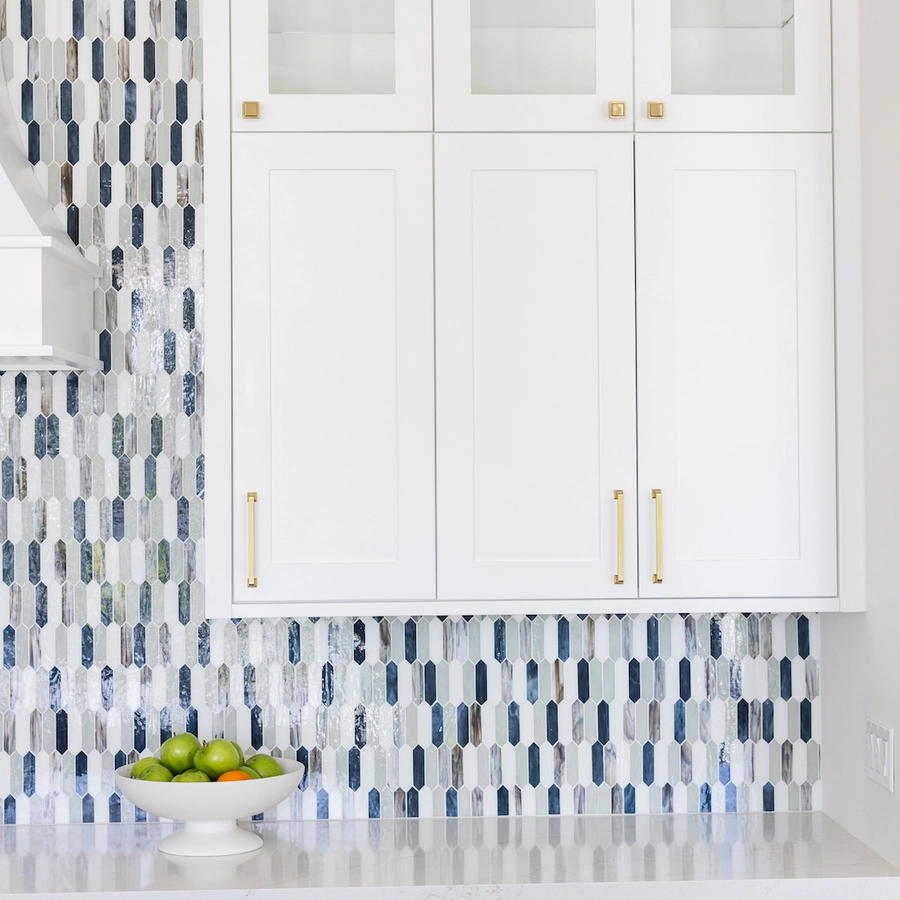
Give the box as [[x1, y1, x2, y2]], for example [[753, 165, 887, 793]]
[[867, 720, 894, 792]]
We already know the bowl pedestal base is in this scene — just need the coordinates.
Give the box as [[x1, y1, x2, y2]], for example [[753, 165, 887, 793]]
[[158, 820, 264, 857]]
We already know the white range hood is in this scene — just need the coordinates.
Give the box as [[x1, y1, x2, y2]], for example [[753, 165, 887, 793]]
[[0, 70, 101, 371]]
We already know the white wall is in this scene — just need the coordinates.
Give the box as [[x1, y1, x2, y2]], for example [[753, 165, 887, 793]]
[[821, 0, 900, 868]]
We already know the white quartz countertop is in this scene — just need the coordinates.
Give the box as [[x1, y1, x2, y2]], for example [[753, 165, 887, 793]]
[[1, 813, 898, 900]]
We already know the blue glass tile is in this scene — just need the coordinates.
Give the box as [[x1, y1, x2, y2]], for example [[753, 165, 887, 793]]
[[186, 708, 198, 735], [100, 583, 113, 626], [245, 664, 257, 706], [99, 163, 112, 207], [598, 701, 609, 744], [160, 707, 173, 742], [526, 660, 538, 703], [321, 662, 334, 706], [27, 121, 39, 164], [431, 704, 443, 747], [198, 622, 210, 666], [251, 705, 263, 749], [134, 805, 146, 823], [134, 623, 146, 667], [143, 38, 155, 80], [15, 374, 26, 414], [131, 205, 143, 248], [178, 664, 191, 709], [79, 540, 92, 583], [737, 699, 749, 742], [178, 581, 190, 625], [176, 79, 188, 123], [1, 464, 11, 503], [548, 784, 560, 815], [699, 783, 712, 813], [60, 80, 73, 123], [577, 659, 589, 703], [718, 744, 730, 784], [386, 661, 398, 706], [183, 372, 195, 415], [56, 710, 68, 753], [175, 0, 188, 39], [457, 703, 468, 746], [628, 659, 640, 702], [74, 500, 86, 540], [151, 164, 163, 207], [763, 782, 775, 811], [493, 786, 508, 816], [183, 288, 196, 330], [446, 787, 458, 817], [624, 784, 635, 814], [475, 661, 487, 704], [124, 80, 136, 124], [112, 246, 124, 289], [91, 38, 103, 80], [114, 751, 127, 770], [66, 372, 79, 414], [23, 753, 35, 798], [508, 702, 520, 746], [798, 616, 810, 659], [73, 0, 84, 39], [124, 0, 136, 39], [2, 544, 13, 587], [170, 122, 182, 164], [412, 745, 424, 789], [348, 746, 360, 790], [81, 625, 93, 668], [527, 743, 540, 787], [642, 742, 654, 786], [800, 698, 812, 742], [368, 788, 380, 818], [4, 797, 15, 825], [296, 747, 309, 790], [710, 617, 722, 660], [493, 618, 506, 662], [647, 617, 659, 661], [164, 246, 176, 288], [424, 661, 436, 705], [780, 657, 792, 701], [557, 618, 569, 661], [109, 793, 121, 823], [28, 540, 40, 584], [118, 122, 131, 165], [33, 416, 46, 459], [406, 788, 418, 818], [354, 704, 366, 748], [196, 455, 205, 498], [288, 622, 301, 664], [725, 782, 737, 812], [20, 0, 32, 39], [133, 710, 146, 753], [591, 742, 603, 785], [101, 666, 114, 711], [47, 415, 59, 458], [316, 789, 329, 819], [404, 619, 416, 664], [139, 583, 152, 623], [546, 702, 558, 744], [21, 80, 33, 122], [145, 457, 157, 500], [183, 204, 196, 248], [36, 584, 48, 628], [49, 667, 61, 711]]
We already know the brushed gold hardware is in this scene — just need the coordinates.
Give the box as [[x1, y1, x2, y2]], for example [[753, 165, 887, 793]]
[[242, 101, 260, 119], [648, 101, 665, 119], [614, 490, 625, 584], [608, 101, 627, 119], [247, 492, 258, 588], [652, 489, 663, 584]]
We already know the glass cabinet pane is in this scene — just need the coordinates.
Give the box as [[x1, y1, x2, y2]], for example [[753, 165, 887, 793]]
[[470, 0, 596, 95], [671, 0, 795, 95], [269, 0, 396, 94]]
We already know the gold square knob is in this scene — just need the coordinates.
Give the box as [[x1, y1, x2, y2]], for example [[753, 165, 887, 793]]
[[608, 101, 627, 119], [242, 101, 260, 119], [647, 101, 665, 119]]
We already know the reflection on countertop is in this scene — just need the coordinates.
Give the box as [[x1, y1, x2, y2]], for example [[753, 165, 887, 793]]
[[0, 813, 898, 899]]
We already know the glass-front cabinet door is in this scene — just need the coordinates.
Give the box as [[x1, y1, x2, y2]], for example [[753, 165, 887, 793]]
[[635, 0, 831, 131], [231, 0, 432, 131], [433, 0, 633, 131]]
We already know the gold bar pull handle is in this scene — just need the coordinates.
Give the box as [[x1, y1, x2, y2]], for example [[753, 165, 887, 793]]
[[614, 490, 625, 585], [652, 489, 663, 584], [247, 492, 258, 588]]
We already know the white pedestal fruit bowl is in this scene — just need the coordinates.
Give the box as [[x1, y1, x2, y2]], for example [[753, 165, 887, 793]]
[[115, 758, 305, 857]]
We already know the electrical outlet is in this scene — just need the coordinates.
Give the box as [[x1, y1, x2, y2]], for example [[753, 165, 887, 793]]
[[867, 720, 894, 792]]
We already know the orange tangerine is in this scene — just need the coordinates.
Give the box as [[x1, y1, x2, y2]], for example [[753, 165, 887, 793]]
[[217, 770, 252, 782]]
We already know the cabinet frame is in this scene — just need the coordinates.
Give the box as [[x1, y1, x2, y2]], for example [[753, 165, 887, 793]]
[[204, 4, 864, 618]]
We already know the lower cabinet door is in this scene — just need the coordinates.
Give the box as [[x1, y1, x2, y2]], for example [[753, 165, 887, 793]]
[[231, 133, 436, 603], [636, 133, 836, 599], [435, 134, 638, 601]]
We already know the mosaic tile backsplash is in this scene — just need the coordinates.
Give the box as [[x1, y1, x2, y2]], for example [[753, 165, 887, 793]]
[[0, 1, 822, 825]]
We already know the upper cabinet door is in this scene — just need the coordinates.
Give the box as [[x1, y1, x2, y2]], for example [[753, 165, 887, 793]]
[[635, 0, 831, 131], [636, 134, 836, 600], [231, 134, 436, 604], [433, 0, 633, 131], [435, 134, 637, 602], [231, 0, 432, 131]]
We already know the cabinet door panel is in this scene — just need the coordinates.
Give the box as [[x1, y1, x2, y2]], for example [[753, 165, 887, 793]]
[[231, 0, 432, 131], [436, 134, 636, 600], [635, 0, 831, 131], [636, 134, 836, 599], [232, 134, 435, 602], [433, 0, 633, 131]]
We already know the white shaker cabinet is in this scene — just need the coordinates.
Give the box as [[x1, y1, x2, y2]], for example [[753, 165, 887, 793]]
[[433, 0, 633, 132], [435, 134, 637, 601], [230, 0, 432, 131], [635, 134, 837, 599], [230, 133, 436, 604], [635, 0, 832, 132]]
